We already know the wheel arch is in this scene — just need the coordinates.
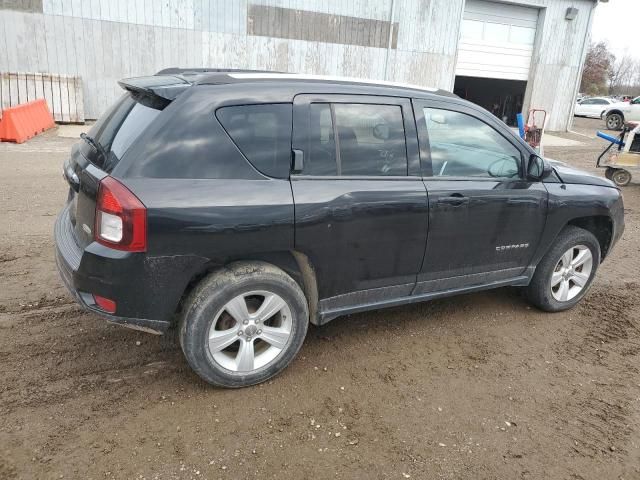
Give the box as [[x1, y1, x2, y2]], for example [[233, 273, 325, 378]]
[[606, 109, 625, 120], [175, 250, 320, 326], [566, 215, 613, 260]]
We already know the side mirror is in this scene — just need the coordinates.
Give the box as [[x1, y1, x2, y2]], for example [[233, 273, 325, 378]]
[[527, 154, 553, 180]]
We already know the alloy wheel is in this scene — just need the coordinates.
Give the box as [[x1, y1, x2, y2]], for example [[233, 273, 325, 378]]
[[550, 245, 593, 302], [607, 115, 622, 130], [207, 291, 293, 372]]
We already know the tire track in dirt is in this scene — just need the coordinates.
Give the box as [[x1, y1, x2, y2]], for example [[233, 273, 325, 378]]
[[576, 283, 640, 365], [551, 283, 640, 459], [0, 303, 185, 415]]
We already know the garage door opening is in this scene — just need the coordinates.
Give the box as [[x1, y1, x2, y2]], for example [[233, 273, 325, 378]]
[[454, 76, 527, 127]]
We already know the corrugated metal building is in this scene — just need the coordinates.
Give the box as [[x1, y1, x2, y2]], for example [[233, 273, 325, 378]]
[[0, 0, 599, 130]]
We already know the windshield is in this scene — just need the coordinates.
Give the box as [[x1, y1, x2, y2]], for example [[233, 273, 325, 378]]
[[86, 93, 161, 172]]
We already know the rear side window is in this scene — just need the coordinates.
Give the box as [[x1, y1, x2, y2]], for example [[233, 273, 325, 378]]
[[217, 104, 293, 178], [304, 103, 408, 176], [334, 104, 407, 176], [88, 94, 161, 172]]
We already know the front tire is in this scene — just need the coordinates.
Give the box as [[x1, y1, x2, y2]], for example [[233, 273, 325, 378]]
[[526, 226, 600, 312], [179, 262, 309, 388]]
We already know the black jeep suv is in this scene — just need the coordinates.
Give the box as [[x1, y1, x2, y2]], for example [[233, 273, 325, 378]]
[[55, 71, 625, 387]]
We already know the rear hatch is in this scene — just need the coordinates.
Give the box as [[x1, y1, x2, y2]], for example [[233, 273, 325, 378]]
[[63, 75, 189, 248]]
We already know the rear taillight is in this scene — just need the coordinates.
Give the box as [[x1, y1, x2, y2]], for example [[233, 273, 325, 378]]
[[95, 176, 147, 252]]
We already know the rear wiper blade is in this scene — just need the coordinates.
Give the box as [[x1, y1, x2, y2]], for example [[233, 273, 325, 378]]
[[80, 132, 109, 163]]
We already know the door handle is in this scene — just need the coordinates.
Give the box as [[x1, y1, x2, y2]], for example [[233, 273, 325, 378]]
[[437, 195, 469, 206], [292, 149, 304, 173]]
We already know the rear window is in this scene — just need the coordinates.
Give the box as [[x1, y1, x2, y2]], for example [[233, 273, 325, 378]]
[[216, 104, 293, 178], [304, 103, 408, 176], [87, 94, 161, 172]]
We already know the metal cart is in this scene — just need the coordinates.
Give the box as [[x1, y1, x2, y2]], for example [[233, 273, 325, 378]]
[[596, 122, 640, 186], [524, 109, 547, 154]]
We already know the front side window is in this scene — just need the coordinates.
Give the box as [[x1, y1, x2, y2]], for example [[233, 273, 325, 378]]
[[217, 103, 292, 178], [305, 103, 408, 176], [423, 108, 521, 178]]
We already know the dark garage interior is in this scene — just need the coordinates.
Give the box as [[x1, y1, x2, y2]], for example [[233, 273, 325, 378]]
[[454, 76, 527, 126]]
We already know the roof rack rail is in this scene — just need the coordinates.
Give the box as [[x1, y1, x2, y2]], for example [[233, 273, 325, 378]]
[[222, 73, 448, 96]]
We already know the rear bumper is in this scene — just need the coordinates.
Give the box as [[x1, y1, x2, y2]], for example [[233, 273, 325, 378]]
[[55, 248, 169, 334], [54, 204, 188, 334]]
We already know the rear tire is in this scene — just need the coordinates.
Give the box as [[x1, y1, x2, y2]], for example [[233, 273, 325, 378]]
[[526, 226, 600, 312], [179, 262, 309, 388], [606, 113, 624, 131]]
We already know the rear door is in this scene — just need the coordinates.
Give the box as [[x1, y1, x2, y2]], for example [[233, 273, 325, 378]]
[[588, 99, 610, 118], [577, 98, 597, 117], [413, 99, 547, 293], [291, 94, 428, 308]]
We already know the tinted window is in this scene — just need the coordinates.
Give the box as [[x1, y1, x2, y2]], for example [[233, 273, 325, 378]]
[[217, 104, 292, 178], [305, 103, 407, 176], [307, 103, 337, 175], [88, 93, 161, 172], [593, 99, 608, 105], [423, 108, 521, 178], [334, 104, 407, 176]]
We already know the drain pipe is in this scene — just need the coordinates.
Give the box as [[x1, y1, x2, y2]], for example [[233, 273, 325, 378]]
[[383, 0, 396, 81]]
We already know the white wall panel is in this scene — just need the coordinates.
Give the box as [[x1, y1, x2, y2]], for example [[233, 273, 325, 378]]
[[0, 0, 596, 127], [525, 0, 595, 129]]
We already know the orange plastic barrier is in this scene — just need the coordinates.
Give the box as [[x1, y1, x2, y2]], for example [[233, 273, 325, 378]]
[[0, 99, 55, 143]]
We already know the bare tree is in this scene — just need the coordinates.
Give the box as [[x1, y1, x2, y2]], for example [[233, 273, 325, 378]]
[[608, 54, 637, 95], [580, 42, 640, 97], [580, 42, 613, 95]]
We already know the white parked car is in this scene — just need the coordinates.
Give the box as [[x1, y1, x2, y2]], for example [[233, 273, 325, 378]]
[[603, 96, 640, 130], [574, 97, 616, 118]]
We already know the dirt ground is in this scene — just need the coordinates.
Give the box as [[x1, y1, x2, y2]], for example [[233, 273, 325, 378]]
[[1, 117, 639, 480]]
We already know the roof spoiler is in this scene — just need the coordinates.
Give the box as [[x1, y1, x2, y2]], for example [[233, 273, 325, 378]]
[[117, 75, 191, 109], [155, 67, 285, 75]]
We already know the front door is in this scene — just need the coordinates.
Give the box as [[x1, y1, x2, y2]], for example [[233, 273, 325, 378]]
[[291, 94, 428, 310], [626, 97, 640, 122], [413, 99, 548, 293]]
